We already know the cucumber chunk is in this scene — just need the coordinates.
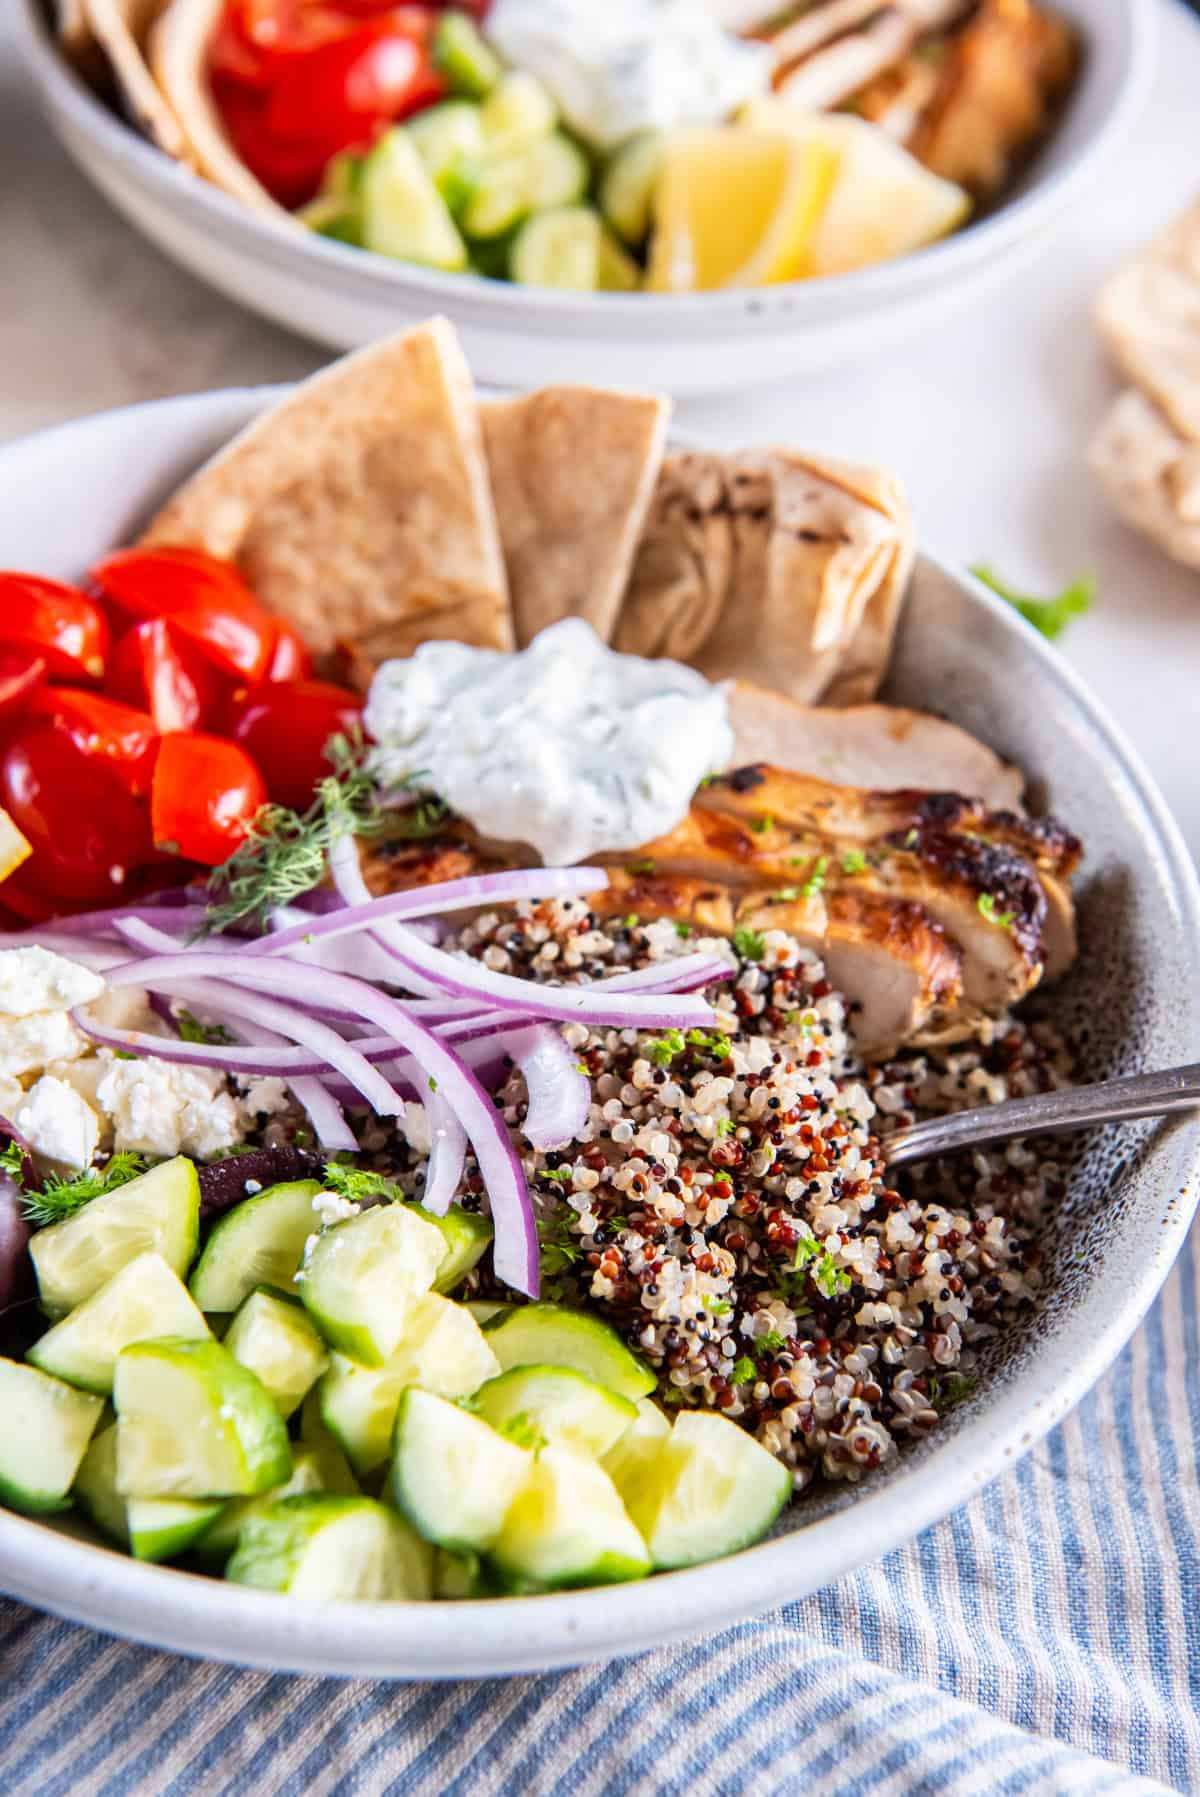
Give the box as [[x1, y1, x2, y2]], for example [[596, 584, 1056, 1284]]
[[360, 130, 468, 270], [299, 1389, 360, 1496], [28, 1251, 210, 1396], [488, 1447, 649, 1591], [481, 70, 555, 154], [471, 1365, 636, 1458], [525, 133, 590, 210], [613, 1409, 791, 1570], [299, 1204, 447, 1366], [433, 9, 502, 99], [189, 1179, 321, 1314], [73, 1421, 128, 1544], [226, 1494, 434, 1600], [465, 1300, 510, 1327], [196, 1447, 326, 1567], [0, 1357, 103, 1514], [600, 130, 665, 247], [461, 154, 531, 241], [114, 1339, 292, 1499], [483, 1303, 655, 1399], [602, 1396, 670, 1491], [509, 206, 600, 289], [318, 1295, 497, 1475], [127, 1495, 225, 1563], [414, 1203, 494, 1293], [389, 1387, 530, 1554], [407, 102, 485, 213], [30, 1156, 200, 1316], [223, 1288, 329, 1418]]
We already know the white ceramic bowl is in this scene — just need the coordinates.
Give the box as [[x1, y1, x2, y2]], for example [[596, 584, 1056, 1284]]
[[0, 386, 1198, 1675], [14, 0, 1152, 393]]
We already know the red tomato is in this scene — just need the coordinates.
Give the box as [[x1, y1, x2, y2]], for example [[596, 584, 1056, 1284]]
[[0, 573, 111, 682], [151, 732, 268, 865], [228, 677, 363, 810], [0, 727, 154, 904], [26, 688, 159, 796], [265, 619, 313, 682], [107, 617, 228, 734], [0, 647, 47, 724], [90, 548, 277, 684]]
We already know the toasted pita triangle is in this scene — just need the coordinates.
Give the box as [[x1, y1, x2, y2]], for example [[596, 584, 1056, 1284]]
[[1094, 199, 1200, 444], [140, 318, 513, 666], [80, 0, 191, 161], [481, 388, 670, 647]]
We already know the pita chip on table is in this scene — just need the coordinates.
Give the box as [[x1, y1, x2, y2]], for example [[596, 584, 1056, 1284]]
[[1089, 388, 1200, 573]]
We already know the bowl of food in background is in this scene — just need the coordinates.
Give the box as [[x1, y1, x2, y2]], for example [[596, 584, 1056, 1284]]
[[14, 0, 1150, 391]]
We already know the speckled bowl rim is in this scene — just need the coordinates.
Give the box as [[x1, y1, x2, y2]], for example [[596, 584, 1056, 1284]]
[[0, 389, 1197, 1680], [12, 0, 1153, 335]]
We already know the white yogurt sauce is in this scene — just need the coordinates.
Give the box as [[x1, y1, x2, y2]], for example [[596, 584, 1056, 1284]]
[[364, 619, 735, 866], [485, 0, 771, 150]]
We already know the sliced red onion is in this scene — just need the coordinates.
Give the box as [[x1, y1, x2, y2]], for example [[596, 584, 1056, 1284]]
[[0, 932, 128, 969], [290, 1078, 356, 1153], [0, 1177, 33, 1315], [421, 1101, 468, 1218], [505, 1026, 591, 1151]]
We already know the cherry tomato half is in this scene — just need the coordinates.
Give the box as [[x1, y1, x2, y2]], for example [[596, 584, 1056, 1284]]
[[151, 732, 267, 865], [107, 617, 228, 734], [0, 573, 111, 682], [264, 619, 313, 683], [91, 548, 277, 684], [26, 688, 159, 796], [0, 647, 47, 724], [1, 726, 154, 904], [228, 677, 363, 810]]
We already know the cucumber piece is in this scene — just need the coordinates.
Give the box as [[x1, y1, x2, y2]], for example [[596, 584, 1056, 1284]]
[[360, 130, 468, 271], [0, 1357, 102, 1514], [189, 1179, 321, 1314], [223, 1289, 328, 1418], [318, 1295, 497, 1475], [483, 1303, 655, 1400], [480, 71, 555, 154], [299, 1389, 360, 1496], [488, 1448, 649, 1591], [461, 154, 530, 241], [432, 9, 502, 100], [509, 206, 601, 290], [195, 1447, 326, 1567], [407, 102, 485, 214], [613, 1409, 791, 1570], [388, 1387, 530, 1553], [30, 1156, 200, 1316], [465, 1299, 511, 1327], [226, 1494, 434, 1600], [602, 1396, 670, 1492], [28, 1251, 210, 1396], [73, 1422, 128, 1545], [471, 1365, 636, 1458], [413, 1204, 494, 1294], [600, 130, 665, 247], [299, 150, 365, 244], [525, 133, 589, 210], [299, 1204, 447, 1367], [114, 1339, 292, 1500], [127, 1495, 224, 1563]]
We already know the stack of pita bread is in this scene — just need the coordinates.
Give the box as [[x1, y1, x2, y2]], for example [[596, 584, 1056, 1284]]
[[1090, 198, 1200, 572], [140, 317, 914, 703]]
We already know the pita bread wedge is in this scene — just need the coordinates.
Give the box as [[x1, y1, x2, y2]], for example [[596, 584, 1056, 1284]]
[[149, 0, 297, 223], [1095, 198, 1200, 444], [1089, 387, 1200, 572], [613, 448, 908, 704], [81, 0, 192, 161], [481, 388, 670, 647], [140, 318, 513, 666], [802, 451, 915, 705]]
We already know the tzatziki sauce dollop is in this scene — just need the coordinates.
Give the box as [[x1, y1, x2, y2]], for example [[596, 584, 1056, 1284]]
[[364, 619, 735, 867]]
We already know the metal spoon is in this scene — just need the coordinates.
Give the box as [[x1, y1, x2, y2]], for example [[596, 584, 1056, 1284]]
[[881, 1063, 1200, 1168]]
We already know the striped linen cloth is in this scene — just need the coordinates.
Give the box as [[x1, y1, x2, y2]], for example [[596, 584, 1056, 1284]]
[[1, 1224, 1196, 1797]]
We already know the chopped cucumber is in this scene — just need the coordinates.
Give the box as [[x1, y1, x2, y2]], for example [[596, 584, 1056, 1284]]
[[433, 9, 502, 100], [223, 1288, 328, 1418], [602, 1396, 670, 1492], [30, 1156, 200, 1316], [388, 1387, 530, 1553], [188, 1179, 321, 1314], [525, 133, 590, 210], [73, 1421, 128, 1544], [0, 1357, 102, 1514], [613, 1409, 791, 1570], [318, 1295, 497, 1475], [488, 1447, 649, 1591], [461, 154, 531, 241], [407, 102, 485, 214], [483, 1303, 655, 1400], [471, 1365, 636, 1458], [28, 1251, 209, 1396], [466, 1300, 511, 1327], [195, 1448, 326, 1568], [412, 1203, 494, 1293], [127, 1495, 224, 1563], [226, 1494, 434, 1600], [480, 71, 556, 154], [600, 130, 665, 247], [360, 130, 468, 271], [507, 207, 609, 291], [114, 1338, 292, 1500], [299, 1389, 360, 1496], [299, 150, 365, 245], [299, 1204, 447, 1367]]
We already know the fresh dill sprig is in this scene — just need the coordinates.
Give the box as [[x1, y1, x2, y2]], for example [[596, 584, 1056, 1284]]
[[20, 1152, 147, 1230], [970, 565, 1096, 643], [0, 1139, 25, 1184], [177, 1008, 234, 1046], [321, 1162, 406, 1205]]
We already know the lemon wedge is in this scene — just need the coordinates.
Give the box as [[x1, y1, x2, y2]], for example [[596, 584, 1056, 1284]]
[[645, 127, 839, 293], [739, 99, 971, 278], [0, 808, 31, 885]]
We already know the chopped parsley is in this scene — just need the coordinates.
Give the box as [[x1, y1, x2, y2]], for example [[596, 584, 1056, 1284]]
[[813, 1251, 852, 1300], [628, 858, 657, 876], [674, 921, 693, 940], [977, 892, 1015, 929], [621, 913, 640, 930], [791, 1230, 819, 1271], [177, 1008, 234, 1047], [772, 887, 800, 903], [801, 855, 828, 899], [841, 849, 868, 875], [19, 1152, 148, 1230], [321, 1162, 405, 1205], [536, 1214, 582, 1280], [750, 813, 774, 834], [539, 1166, 573, 1184], [714, 1117, 736, 1139], [971, 565, 1096, 643], [755, 1329, 786, 1357], [701, 1294, 731, 1316], [731, 1356, 757, 1386], [428, 1076, 438, 1094], [929, 1371, 978, 1414], [686, 1028, 732, 1060], [646, 1028, 686, 1067], [732, 926, 765, 962]]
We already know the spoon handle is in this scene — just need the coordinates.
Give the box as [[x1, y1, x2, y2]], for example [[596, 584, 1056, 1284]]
[[881, 1063, 1200, 1169]]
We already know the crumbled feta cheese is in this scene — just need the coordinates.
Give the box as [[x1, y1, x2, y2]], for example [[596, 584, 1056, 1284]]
[[401, 1099, 432, 1156], [0, 947, 106, 1017], [0, 1009, 88, 1079], [88, 987, 165, 1035], [236, 1076, 290, 1117], [16, 1075, 101, 1171], [94, 1054, 244, 1159], [0, 1073, 24, 1120], [311, 1190, 361, 1228]]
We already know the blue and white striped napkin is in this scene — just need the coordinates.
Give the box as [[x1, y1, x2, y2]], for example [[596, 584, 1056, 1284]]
[[2, 1225, 1197, 1797]]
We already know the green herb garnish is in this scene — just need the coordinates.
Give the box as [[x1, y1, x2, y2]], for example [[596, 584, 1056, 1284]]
[[540, 1167, 573, 1184], [813, 1251, 851, 1299], [536, 1214, 582, 1279], [714, 1118, 736, 1139], [177, 1008, 234, 1047], [971, 565, 1096, 643], [755, 1329, 786, 1357], [841, 850, 867, 875], [646, 1028, 686, 1067], [701, 1294, 731, 1316], [621, 914, 640, 931], [732, 927, 765, 962], [801, 856, 828, 899], [750, 813, 774, 835], [321, 1163, 405, 1205], [791, 1230, 819, 1271], [628, 858, 657, 876], [686, 1028, 732, 1060], [731, 1356, 757, 1386], [977, 892, 1015, 929], [674, 921, 693, 939], [20, 1152, 147, 1230], [929, 1371, 977, 1414]]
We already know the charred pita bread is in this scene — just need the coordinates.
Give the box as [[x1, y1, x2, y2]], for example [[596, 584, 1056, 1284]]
[[1095, 199, 1200, 444], [1089, 387, 1200, 572], [140, 318, 513, 665], [80, 0, 191, 162], [800, 452, 915, 705], [481, 388, 670, 647]]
